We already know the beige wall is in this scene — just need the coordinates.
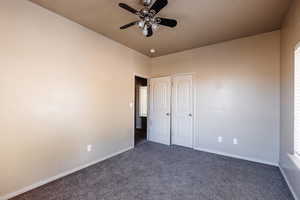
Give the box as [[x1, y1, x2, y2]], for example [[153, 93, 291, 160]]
[[151, 31, 280, 165], [0, 0, 290, 198], [280, 0, 300, 199], [0, 0, 150, 197]]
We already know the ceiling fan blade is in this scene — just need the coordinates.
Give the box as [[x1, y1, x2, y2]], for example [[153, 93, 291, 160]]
[[120, 21, 138, 29], [119, 3, 138, 14], [147, 26, 153, 37], [158, 18, 177, 28], [150, 0, 168, 15]]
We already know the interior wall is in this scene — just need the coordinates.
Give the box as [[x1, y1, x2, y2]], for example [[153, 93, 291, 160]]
[[280, 0, 300, 198], [0, 0, 150, 197], [151, 31, 280, 165]]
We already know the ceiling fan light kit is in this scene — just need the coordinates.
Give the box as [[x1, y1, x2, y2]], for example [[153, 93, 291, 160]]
[[119, 0, 177, 37]]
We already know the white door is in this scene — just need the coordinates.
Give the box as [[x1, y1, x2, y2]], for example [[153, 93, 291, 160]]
[[149, 77, 171, 145], [172, 75, 193, 148]]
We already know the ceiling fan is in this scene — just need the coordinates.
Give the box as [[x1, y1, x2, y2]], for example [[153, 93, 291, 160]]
[[118, 0, 177, 37]]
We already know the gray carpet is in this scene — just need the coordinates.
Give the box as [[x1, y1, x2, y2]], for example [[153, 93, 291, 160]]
[[11, 142, 294, 200]]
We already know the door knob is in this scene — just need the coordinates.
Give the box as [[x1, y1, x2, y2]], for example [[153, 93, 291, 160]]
[[188, 114, 193, 117], [166, 113, 170, 116]]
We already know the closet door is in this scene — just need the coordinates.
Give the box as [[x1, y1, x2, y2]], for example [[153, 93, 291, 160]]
[[149, 77, 171, 145], [172, 75, 193, 148]]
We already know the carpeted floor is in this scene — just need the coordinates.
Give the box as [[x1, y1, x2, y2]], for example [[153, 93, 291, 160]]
[[11, 142, 294, 200]]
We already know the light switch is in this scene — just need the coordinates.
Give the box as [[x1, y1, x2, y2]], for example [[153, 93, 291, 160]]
[[129, 102, 134, 108]]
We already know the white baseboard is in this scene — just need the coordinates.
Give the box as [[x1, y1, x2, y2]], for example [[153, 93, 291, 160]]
[[194, 147, 278, 167], [279, 166, 299, 200], [1, 146, 134, 200]]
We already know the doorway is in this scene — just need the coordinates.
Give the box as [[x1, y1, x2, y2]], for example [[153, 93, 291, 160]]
[[134, 76, 148, 146]]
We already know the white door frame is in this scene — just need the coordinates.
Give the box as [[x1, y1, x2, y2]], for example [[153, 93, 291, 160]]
[[132, 73, 150, 147]]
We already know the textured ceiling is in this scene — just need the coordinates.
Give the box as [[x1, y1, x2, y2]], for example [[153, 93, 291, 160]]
[[29, 0, 291, 57]]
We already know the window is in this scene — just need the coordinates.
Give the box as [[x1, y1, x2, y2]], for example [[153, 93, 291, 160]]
[[294, 46, 300, 157], [139, 86, 148, 117]]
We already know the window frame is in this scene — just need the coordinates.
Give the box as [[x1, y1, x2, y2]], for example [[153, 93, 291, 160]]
[[294, 43, 300, 158]]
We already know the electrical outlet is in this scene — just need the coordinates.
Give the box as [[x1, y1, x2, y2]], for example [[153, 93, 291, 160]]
[[233, 138, 238, 145], [87, 144, 92, 152], [218, 136, 223, 143]]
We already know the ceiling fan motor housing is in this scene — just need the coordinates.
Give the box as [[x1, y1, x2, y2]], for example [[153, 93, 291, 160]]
[[142, 0, 152, 6]]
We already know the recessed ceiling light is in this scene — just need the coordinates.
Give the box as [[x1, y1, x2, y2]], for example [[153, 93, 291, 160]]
[[150, 49, 156, 53]]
